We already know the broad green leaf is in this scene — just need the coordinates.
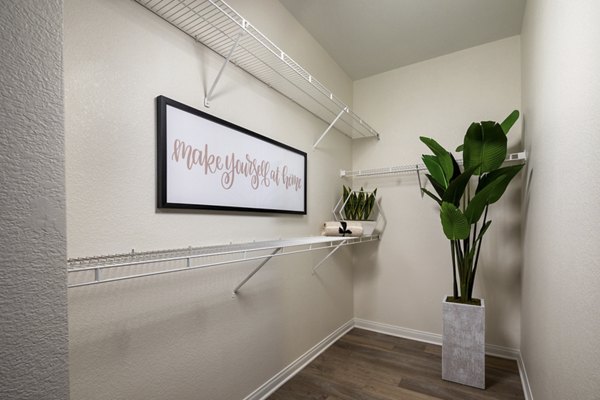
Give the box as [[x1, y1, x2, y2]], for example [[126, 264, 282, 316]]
[[476, 164, 524, 204], [422, 155, 448, 188], [465, 176, 506, 224], [456, 144, 464, 152], [421, 188, 442, 205], [442, 165, 479, 207], [420, 136, 453, 182], [449, 153, 462, 181], [440, 202, 471, 240], [463, 121, 507, 175], [425, 174, 446, 198], [500, 110, 520, 135], [420, 136, 449, 156]]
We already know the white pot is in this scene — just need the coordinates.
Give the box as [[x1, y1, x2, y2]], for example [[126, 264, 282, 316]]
[[442, 297, 485, 389]]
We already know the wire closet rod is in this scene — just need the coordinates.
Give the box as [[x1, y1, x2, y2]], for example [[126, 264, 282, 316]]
[[67, 235, 379, 289], [340, 151, 527, 178]]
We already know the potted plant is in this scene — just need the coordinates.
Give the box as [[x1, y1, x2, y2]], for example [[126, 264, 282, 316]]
[[341, 186, 378, 235], [419, 110, 524, 389]]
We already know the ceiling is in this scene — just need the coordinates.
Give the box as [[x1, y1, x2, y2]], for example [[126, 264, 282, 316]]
[[279, 0, 526, 80]]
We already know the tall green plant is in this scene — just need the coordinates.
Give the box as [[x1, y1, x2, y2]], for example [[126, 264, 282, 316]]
[[420, 110, 524, 304], [342, 186, 378, 221]]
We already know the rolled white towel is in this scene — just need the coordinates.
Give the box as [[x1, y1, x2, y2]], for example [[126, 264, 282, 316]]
[[345, 224, 363, 237], [321, 221, 363, 237]]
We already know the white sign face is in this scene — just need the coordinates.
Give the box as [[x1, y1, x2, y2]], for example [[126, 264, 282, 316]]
[[157, 96, 307, 214]]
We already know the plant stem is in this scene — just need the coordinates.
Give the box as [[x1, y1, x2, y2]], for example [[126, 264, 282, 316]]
[[460, 249, 467, 302], [471, 176, 480, 252], [454, 239, 465, 300], [469, 205, 489, 299], [450, 240, 458, 298]]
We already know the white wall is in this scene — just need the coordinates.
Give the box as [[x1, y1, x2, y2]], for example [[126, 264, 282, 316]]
[[352, 36, 523, 349], [521, 0, 600, 398], [65, 0, 355, 399], [0, 1, 69, 399]]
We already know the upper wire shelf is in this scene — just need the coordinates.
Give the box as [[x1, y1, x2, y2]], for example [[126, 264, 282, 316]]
[[67, 235, 379, 291], [134, 0, 381, 145], [340, 151, 527, 178]]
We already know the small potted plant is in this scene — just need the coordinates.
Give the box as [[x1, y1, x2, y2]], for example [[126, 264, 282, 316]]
[[340, 186, 378, 235], [420, 110, 524, 389]]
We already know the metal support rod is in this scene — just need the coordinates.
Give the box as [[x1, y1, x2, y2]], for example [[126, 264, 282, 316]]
[[312, 240, 347, 274], [233, 247, 281, 294], [313, 107, 347, 148], [416, 164, 424, 198], [204, 27, 245, 108]]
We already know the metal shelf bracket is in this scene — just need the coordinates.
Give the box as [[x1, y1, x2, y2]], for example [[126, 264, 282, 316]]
[[233, 247, 281, 294], [313, 107, 348, 148], [312, 239, 347, 274], [204, 24, 246, 108], [416, 164, 424, 198]]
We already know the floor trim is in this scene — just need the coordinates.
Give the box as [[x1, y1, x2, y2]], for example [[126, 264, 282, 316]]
[[516, 353, 534, 400], [354, 317, 443, 346], [243, 319, 355, 400]]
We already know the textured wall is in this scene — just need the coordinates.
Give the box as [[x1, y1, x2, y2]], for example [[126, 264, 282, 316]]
[[521, 0, 600, 398], [352, 37, 523, 349], [0, 1, 69, 399], [65, 0, 355, 399]]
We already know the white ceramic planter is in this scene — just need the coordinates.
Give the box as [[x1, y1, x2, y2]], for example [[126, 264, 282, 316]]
[[442, 297, 485, 389]]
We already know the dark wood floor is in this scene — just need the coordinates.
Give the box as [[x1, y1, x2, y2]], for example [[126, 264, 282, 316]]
[[269, 328, 524, 400]]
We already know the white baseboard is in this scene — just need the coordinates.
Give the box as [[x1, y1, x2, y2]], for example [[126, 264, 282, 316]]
[[354, 318, 533, 400], [243, 319, 354, 400], [354, 318, 443, 346], [516, 353, 534, 400], [244, 317, 533, 400]]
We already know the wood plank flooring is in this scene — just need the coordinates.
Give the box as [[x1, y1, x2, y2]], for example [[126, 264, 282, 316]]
[[268, 328, 524, 400]]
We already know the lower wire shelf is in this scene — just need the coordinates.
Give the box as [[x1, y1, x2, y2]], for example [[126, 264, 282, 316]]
[[67, 235, 379, 292]]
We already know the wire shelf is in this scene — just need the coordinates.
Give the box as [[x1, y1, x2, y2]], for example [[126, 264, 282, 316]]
[[134, 0, 381, 143], [340, 151, 527, 178], [67, 235, 379, 289]]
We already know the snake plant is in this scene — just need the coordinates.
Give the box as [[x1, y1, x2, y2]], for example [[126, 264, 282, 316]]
[[342, 186, 377, 221], [420, 110, 524, 304]]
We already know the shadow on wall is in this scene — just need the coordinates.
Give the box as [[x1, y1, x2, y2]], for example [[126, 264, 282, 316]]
[[350, 239, 381, 278], [478, 164, 524, 348], [68, 258, 287, 400], [519, 115, 534, 237]]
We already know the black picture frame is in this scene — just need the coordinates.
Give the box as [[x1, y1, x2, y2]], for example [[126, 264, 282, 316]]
[[157, 96, 307, 214]]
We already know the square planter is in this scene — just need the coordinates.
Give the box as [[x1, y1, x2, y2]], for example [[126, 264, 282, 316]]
[[442, 297, 485, 389]]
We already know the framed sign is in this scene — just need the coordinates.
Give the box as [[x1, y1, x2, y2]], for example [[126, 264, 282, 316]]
[[157, 96, 307, 214]]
